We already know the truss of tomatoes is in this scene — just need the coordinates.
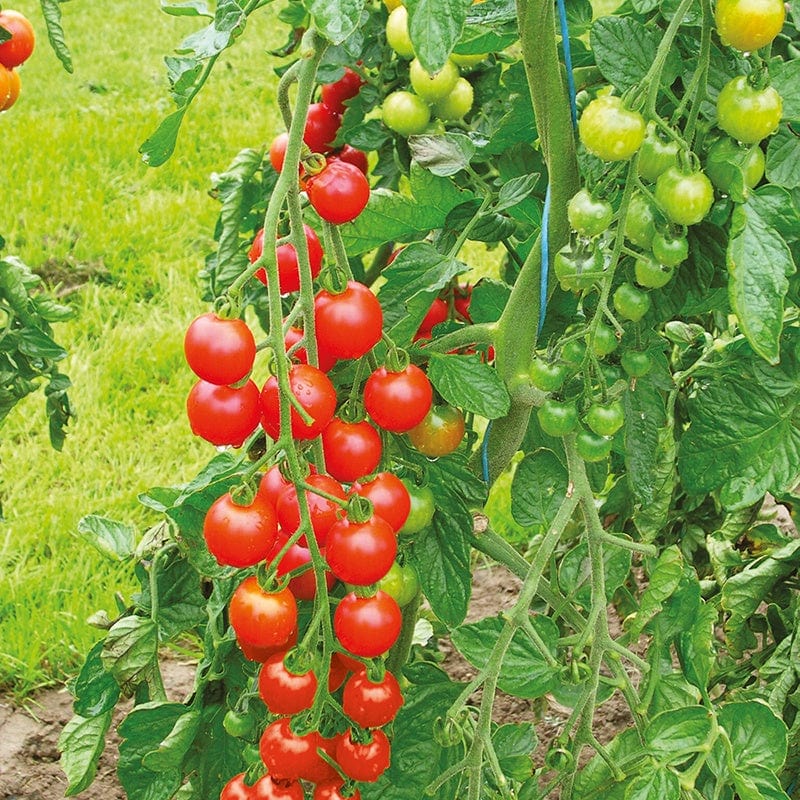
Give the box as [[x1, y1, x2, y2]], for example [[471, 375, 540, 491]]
[[0, 8, 35, 113]]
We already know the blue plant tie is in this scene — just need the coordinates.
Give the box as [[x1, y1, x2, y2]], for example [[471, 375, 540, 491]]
[[481, 0, 578, 483]]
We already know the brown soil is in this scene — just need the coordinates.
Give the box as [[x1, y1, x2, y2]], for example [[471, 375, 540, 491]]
[[0, 565, 634, 800]]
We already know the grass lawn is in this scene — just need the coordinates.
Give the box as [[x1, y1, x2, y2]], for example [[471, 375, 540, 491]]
[[0, 0, 286, 697]]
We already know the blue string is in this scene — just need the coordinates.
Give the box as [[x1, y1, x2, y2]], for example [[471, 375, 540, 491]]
[[480, 0, 578, 482]]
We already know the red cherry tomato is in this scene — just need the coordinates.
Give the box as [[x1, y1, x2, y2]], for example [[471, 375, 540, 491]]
[[328, 652, 350, 692], [260, 718, 336, 783], [276, 473, 346, 546], [454, 284, 473, 322], [335, 728, 391, 783], [407, 404, 465, 458], [304, 102, 342, 153], [203, 492, 278, 568], [258, 652, 318, 715], [229, 576, 297, 649], [314, 781, 361, 800], [348, 472, 411, 532], [306, 161, 370, 225], [249, 224, 324, 294], [268, 530, 336, 600], [187, 379, 261, 447], [314, 281, 383, 359], [334, 591, 402, 657], [342, 668, 404, 728], [238, 627, 298, 663], [0, 10, 34, 69], [270, 132, 290, 172], [364, 364, 433, 432], [321, 418, 382, 483], [321, 67, 365, 115], [284, 326, 338, 372], [260, 364, 337, 441], [1, 67, 20, 112], [184, 313, 256, 386], [415, 297, 448, 340], [326, 516, 397, 585], [331, 144, 369, 176]]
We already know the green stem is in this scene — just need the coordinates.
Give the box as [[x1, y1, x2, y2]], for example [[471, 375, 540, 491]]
[[386, 591, 423, 674]]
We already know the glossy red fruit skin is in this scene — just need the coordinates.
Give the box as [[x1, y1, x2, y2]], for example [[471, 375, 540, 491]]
[[0, 10, 35, 69], [333, 591, 402, 657], [322, 418, 382, 483], [268, 531, 336, 600], [332, 144, 369, 175], [203, 492, 278, 568], [306, 161, 370, 225], [304, 102, 342, 153], [269, 132, 290, 172], [325, 516, 398, 585], [284, 326, 338, 372], [184, 313, 256, 386], [321, 67, 365, 114], [187, 379, 261, 447], [251, 775, 305, 800], [313, 780, 362, 800], [249, 224, 324, 293], [238, 626, 298, 663], [258, 652, 318, 715], [349, 472, 411, 533], [363, 364, 433, 432], [276, 473, 347, 546], [335, 728, 392, 783], [259, 718, 325, 782], [416, 297, 448, 340], [260, 364, 337, 441], [314, 281, 383, 359], [342, 668, 404, 728], [229, 577, 298, 649]]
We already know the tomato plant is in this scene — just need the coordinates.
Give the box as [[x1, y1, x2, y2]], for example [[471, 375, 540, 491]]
[[63, 2, 800, 800]]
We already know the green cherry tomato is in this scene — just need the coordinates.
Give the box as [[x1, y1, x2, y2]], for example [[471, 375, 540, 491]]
[[637, 122, 679, 182], [399, 480, 435, 535], [585, 400, 625, 436], [715, 0, 786, 52], [538, 399, 579, 437], [409, 58, 459, 103], [654, 167, 714, 226], [575, 428, 613, 462], [705, 137, 765, 200], [386, 6, 415, 58], [613, 282, 651, 322], [554, 244, 606, 292], [579, 95, 646, 162], [434, 77, 474, 121], [716, 76, 782, 144], [621, 350, 653, 377], [407, 404, 465, 457], [451, 51, 487, 68], [529, 358, 569, 392], [567, 189, 614, 237], [634, 255, 675, 289], [561, 339, 587, 366], [382, 91, 431, 136], [651, 232, 689, 267], [589, 324, 619, 357], [377, 561, 420, 607], [624, 193, 657, 249]]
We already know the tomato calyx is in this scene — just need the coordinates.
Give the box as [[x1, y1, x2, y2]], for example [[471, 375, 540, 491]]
[[344, 493, 375, 524]]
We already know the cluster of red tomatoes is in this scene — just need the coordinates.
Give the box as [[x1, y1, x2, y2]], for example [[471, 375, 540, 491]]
[[0, 9, 34, 112]]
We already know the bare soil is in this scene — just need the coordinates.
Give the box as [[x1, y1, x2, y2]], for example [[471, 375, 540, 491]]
[[0, 565, 634, 800]]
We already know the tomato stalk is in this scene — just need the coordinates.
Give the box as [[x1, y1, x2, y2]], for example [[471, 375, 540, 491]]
[[673, 0, 712, 147]]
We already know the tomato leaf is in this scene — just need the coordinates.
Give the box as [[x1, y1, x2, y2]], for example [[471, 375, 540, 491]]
[[58, 711, 113, 796], [767, 125, 800, 190], [718, 701, 788, 771], [101, 616, 159, 695], [728, 191, 796, 364], [304, 0, 365, 45], [405, 0, 471, 74], [493, 723, 536, 781], [409, 133, 475, 177], [558, 541, 632, 609], [676, 600, 716, 695], [407, 512, 472, 627], [645, 706, 713, 763], [450, 614, 559, 699], [511, 449, 568, 529], [72, 640, 122, 718], [427, 353, 510, 419], [39, 0, 74, 72], [624, 768, 680, 800], [160, 1, 213, 16], [624, 546, 684, 639], [77, 515, 136, 562], [141, 711, 202, 771], [468, 279, 511, 324], [140, 108, 188, 168]]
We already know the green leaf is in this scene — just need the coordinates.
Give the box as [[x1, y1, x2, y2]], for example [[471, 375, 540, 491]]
[[591, 17, 680, 92], [118, 703, 187, 800], [409, 133, 475, 176], [574, 728, 640, 799], [718, 701, 788, 772], [58, 711, 112, 796], [766, 125, 800, 189], [73, 641, 121, 718], [770, 59, 800, 120], [468, 279, 511, 324], [624, 768, 680, 800], [39, 0, 74, 72], [304, 0, 365, 44], [495, 173, 539, 213], [624, 546, 683, 639], [405, 0, 471, 73], [424, 449, 488, 508], [493, 723, 536, 781], [18, 326, 67, 360], [427, 353, 510, 418], [142, 711, 202, 771], [140, 108, 188, 168], [101, 616, 159, 694], [678, 375, 800, 511], [160, 0, 213, 15], [645, 706, 713, 763], [361, 663, 465, 800], [407, 512, 471, 626], [77, 515, 136, 562], [676, 600, 716, 693], [558, 540, 632, 609], [728, 193, 796, 363], [510, 449, 568, 529], [451, 614, 559, 699], [630, 414, 675, 542], [650, 570, 701, 643]]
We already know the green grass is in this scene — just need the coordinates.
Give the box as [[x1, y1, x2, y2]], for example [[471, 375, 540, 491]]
[[0, 0, 287, 697]]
